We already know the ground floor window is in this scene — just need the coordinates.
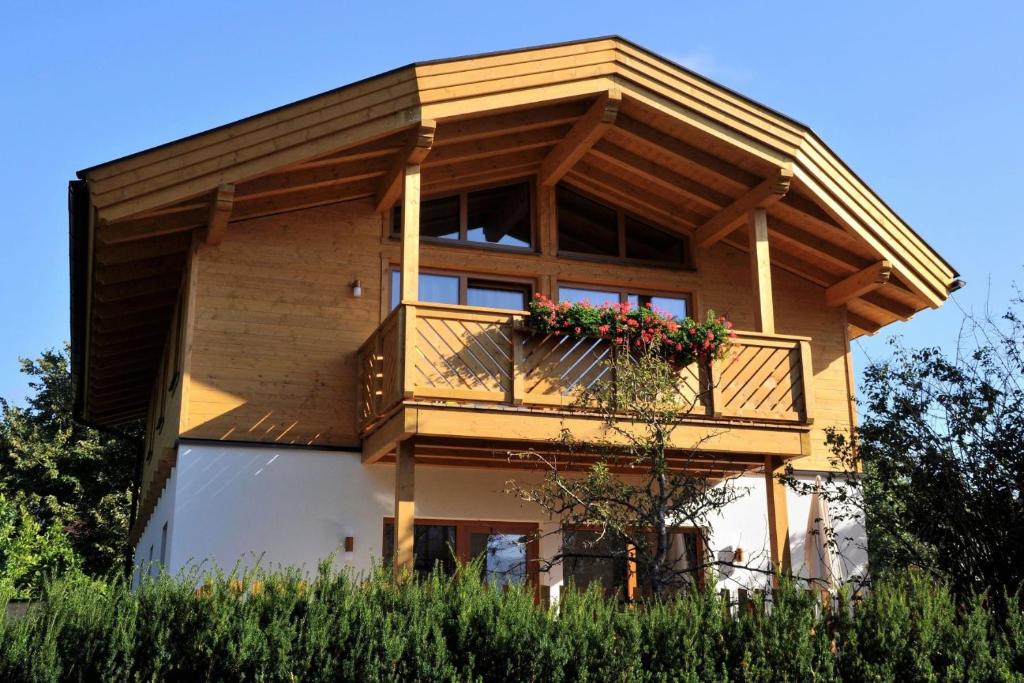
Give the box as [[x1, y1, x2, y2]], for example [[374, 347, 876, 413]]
[[563, 527, 703, 600], [382, 518, 538, 588]]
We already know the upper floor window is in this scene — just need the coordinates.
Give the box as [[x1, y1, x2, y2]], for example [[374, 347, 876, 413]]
[[558, 285, 690, 320], [392, 181, 533, 250], [556, 186, 690, 267], [391, 269, 532, 311]]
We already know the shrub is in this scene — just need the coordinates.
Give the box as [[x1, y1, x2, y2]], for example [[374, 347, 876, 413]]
[[0, 567, 1021, 682]]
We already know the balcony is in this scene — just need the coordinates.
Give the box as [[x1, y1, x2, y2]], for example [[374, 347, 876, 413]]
[[357, 303, 815, 466]]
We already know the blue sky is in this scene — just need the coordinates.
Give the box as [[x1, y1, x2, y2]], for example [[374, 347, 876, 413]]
[[1, 1, 1021, 404]]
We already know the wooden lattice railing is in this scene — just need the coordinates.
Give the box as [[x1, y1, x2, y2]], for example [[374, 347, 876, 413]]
[[357, 303, 814, 433]]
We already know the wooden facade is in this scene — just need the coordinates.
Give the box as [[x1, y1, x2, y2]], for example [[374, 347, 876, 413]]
[[68, 37, 957, 570]]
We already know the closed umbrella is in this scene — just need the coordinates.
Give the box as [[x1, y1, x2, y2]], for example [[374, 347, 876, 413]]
[[804, 476, 842, 590]]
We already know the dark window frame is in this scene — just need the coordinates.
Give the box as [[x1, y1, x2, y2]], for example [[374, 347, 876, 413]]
[[382, 517, 540, 594], [390, 267, 534, 311], [555, 184, 693, 269], [557, 283, 693, 320], [391, 179, 537, 253], [562, 525, 706, 602]]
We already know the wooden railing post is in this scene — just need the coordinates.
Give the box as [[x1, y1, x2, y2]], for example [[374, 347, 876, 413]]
[[708, 359, 724, 417], [798, 340, 815, 424], [401, 305, 416, 399], [511, 328, 525, 405]]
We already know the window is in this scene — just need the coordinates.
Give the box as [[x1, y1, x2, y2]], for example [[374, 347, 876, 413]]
[[383, 518, 537, 588], [159, 522, 168, 566], [383, 522, 457, 576], [393, 181, 533, 250], [557, 186, 689, 266], [391, 270, 531, 311], [563, 527, 702, 600], [559, 285, 690, 320]]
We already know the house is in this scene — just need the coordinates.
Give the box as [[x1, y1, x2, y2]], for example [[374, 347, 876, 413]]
[[68, 37, 957, 597]]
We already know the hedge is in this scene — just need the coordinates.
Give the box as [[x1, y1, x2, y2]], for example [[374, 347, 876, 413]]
[[0, 565, 1022, 682]]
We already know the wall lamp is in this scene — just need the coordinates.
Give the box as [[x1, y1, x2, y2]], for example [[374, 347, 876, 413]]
[[350, 279, 362, 298]]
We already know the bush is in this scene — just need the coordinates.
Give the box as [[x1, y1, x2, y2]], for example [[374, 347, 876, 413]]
[[0, 566, 1021, 682]]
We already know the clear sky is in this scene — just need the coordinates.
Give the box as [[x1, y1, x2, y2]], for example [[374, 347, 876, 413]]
[[1, 1, 1021, 404]]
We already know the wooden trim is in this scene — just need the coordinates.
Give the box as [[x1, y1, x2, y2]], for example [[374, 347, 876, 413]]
[[695, 168, 793, 248], [203, 184, 235, 246], [825, 260, 892, 307], [539, 90, 621, 186], [375, 122, 437, 213]]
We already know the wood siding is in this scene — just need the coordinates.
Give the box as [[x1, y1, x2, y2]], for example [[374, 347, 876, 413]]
[[168, 193, 851, 475]]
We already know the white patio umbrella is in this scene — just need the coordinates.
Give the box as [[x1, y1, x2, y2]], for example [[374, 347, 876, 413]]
[[804, 476, 842, 591]]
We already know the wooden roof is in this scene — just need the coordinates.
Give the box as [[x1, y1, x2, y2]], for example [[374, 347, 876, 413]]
[[70, 36, 958, 425]]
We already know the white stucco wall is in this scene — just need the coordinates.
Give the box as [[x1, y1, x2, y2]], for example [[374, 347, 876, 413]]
[[136, 442, 867, 591], [132, 465, 177, 586]]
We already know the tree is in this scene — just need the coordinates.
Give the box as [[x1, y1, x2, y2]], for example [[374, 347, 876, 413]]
[[0, 493, 80, 598], [507, 343, 747, 600], [0, 346, 141, 577], [783, 292, 1024, 600]]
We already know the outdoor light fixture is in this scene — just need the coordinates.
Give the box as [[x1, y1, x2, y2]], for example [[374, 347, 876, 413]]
[[344, 536, 354, 553], [350, 279, 362, 298]]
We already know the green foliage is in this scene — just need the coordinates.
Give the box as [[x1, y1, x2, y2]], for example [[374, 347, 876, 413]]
[[0, 567, 1021, 682], [783, 293, 1024, 601], [0, 494, 81, 599], [0, 346, 140, 579]]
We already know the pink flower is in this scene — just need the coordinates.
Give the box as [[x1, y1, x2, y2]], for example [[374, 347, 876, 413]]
[[598, 324, 610, 335], [574, 326, 582, 334]]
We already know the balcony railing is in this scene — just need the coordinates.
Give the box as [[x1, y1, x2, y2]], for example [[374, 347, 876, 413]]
[[358, 303, 814, 434]]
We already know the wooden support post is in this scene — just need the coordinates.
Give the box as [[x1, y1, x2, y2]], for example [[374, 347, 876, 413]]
[[393, 439, 415, 578], [748, 207, 775, 334], [765, 455, 791, 576], [400, 165, 420, 303], [375, 122, 436, 214]]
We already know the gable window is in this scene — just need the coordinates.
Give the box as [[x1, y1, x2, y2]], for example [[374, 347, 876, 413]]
[[391, 269, 532, 311], [558, 285, 690, 320], [393, 181, 533, 250], [556, 185, 690, 267]]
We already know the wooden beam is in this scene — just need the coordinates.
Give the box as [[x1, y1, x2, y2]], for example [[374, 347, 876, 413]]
[[749, 208, 775, 334], [847, 311, 881, 334], [204, 184, 235, 246], [825, 260, 892, 307], [375, 122, 436, 213], [98, 208, 206, 245], [393, 439, 415, 577], [765, 455, 792, 576], [695, 168, 793, 248], [539, 90, 621, 187], [400, 165, 420, 303]]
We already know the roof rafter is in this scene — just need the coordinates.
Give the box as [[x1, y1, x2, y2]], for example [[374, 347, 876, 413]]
[[539, 90, 621, 186], [695, 167, 793, 248], [825, 260, 892, 307]]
